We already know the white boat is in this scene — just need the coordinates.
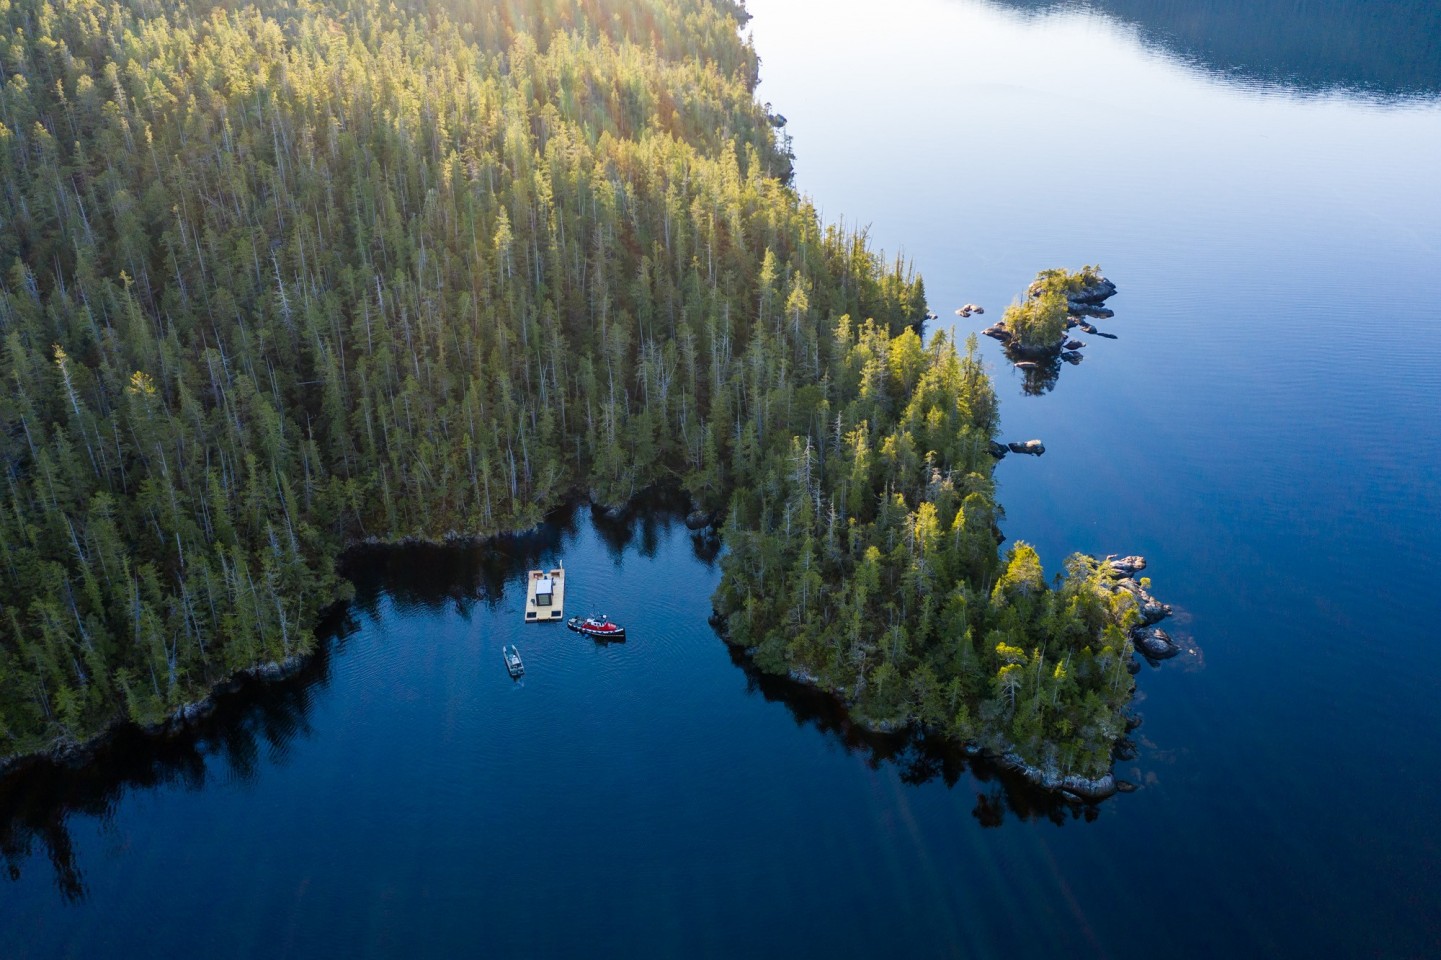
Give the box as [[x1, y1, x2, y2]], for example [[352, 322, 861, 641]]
[[503, 644, 524, 678]]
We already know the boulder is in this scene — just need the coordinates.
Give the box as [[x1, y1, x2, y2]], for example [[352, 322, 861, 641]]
[[1065, 339, 1086, 350], [1138, 598, 1172, 624], [1107, 555, 1147, 576], [1079, 322, 1098, 335], [1094, 331, 1118, 340], [1069, 277, 1118, 304], [987, 440, 1009, 459], [1135, 627, 1180, 660], [1060, 351, 1083, 364], [1007, 439, 1045, 456], [981, 324, 1012, 342]]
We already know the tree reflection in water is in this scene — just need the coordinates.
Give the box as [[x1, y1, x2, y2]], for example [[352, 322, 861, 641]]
[[3, 494, 1108, 901], [722, 643, 1107, 827], [0, 606, 356, 902]]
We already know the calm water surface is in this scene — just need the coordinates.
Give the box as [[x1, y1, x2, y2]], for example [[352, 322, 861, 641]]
[[4, 1, 1440, 956]]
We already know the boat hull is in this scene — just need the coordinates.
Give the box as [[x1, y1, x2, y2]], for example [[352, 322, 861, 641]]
[[567, 616, 626, 640]]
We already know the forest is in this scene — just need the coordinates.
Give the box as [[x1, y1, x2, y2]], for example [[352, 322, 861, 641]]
[[0, 0, 1141, 784]]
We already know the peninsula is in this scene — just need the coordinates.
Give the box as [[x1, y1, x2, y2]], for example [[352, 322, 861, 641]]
[[0, 0, 1172, 795]]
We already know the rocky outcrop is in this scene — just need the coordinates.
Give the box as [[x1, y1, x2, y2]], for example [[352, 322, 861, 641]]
[[1060, 351, 1083, 364], [1068, 277, 1118, 304], [1106, 555, 1147, 577], [1005, 337, 1067, 360], [245, 654, 306, 681], [1002, 753, 1120, 800], [1087, 555, 1182, 661], [981, 322, 1012, 342], [1106, 575, 1173, 624], [1134, 627, 1179, 661], [1007, 439, 1045, 456], [955, 303, 986, 318], [987, 440, 1009, 459], [685, 509, 720, 531], [1064, 339, 1086, 350]]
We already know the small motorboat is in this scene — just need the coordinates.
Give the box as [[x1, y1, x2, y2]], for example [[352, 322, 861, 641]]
[[566, 614, 626, 640], [503, 644, 525, 677]]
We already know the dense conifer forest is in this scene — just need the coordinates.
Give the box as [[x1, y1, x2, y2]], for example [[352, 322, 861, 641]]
[[0, 0, 1143, 782]]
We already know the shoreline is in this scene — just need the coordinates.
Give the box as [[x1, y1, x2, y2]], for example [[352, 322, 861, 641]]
[[2, 501, 1166, 807], [0, 486, 709, 778], [717, 625, 1128, 802]]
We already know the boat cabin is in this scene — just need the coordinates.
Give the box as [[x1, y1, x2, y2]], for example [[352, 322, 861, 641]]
[[524, 567, 566, 622]]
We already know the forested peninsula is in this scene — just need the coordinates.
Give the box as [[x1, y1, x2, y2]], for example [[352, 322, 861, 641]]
[[0, 0, 1161, 794]]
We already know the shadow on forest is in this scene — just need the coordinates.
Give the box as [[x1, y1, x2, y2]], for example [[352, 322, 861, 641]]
[[721, 643, 1108, 828]]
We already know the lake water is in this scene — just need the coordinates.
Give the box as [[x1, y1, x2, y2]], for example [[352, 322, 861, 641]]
[[4, 1, 1441, 956]]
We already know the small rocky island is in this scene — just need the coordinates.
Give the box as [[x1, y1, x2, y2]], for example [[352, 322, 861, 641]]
[[982, 266, 1121, 383]]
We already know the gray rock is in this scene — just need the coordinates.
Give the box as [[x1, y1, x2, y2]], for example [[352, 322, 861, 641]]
[[1107, 555, 1147, 576], [1069, 277, 1118, 304], [1002, 752, 1120, 800], [1007, 439, 1045, 456], [1135, 627, 1179, 660], [1138, 599, 1172, 624], [1065, 339, 1085, 350], [988, 440, 1009, 459]]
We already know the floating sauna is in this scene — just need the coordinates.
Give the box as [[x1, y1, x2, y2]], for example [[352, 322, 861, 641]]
[[524, 567, 565, 622]]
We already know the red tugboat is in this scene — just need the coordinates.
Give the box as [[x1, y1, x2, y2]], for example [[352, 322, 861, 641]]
[[567, 614, 626, 640]]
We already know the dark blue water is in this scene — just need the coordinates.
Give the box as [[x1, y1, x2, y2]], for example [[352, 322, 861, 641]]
[[5, 2, 1441, 956]]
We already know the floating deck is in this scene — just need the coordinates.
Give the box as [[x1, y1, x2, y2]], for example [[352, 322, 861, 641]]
[[524, 567, 565, 622]]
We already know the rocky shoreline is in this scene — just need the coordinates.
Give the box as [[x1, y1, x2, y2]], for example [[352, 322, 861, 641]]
[[712, 549, 1178, 805], [4, 486, 1178, 809], [769, 652, 1125, 800]]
